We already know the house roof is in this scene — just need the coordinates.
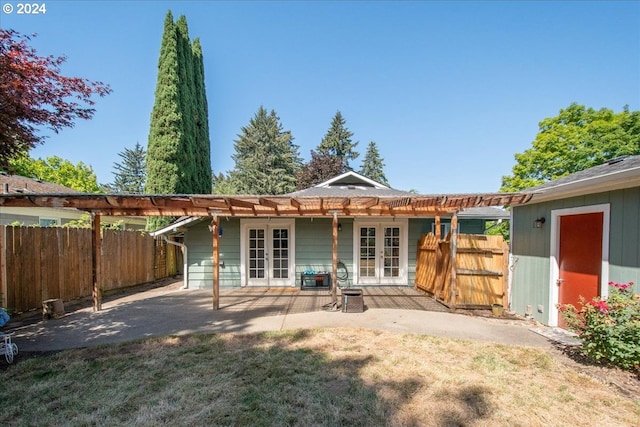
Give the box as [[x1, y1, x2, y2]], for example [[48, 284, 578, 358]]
[[287, 171, 414, 198], [514, 155, 640, 205], [0, 173, 79, 194]]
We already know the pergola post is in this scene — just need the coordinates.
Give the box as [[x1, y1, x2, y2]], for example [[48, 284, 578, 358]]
[[210, 215, 220, 310], [449, 213, 458, 311], [91, 212, 102, 311], [331, 212, 339, 307], [435, 215, 441, 239]]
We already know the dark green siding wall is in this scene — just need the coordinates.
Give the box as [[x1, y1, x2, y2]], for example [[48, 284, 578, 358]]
[[511, 187, 640, 324]]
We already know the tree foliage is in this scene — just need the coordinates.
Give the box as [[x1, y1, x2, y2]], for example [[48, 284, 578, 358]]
[[501, 103, 640, 192], [318, 111, 359, 169], [10, 155, 100, 192], [0, 29, 111, 171], [145, 11, 212, 229], [230, 106, 301, 194], [110, 142, 146, 194], [359, 141, 388, 185], [296, 150, 349, 190], [211, 172, 238, 195]]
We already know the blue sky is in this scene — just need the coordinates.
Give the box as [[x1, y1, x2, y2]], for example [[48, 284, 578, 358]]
[[1, 1, 639, 194]]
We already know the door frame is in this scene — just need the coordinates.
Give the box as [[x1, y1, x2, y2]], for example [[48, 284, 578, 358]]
[[548, 204, 610, 326], [352, 218, 408, 286], [240, 218, 296, 287]]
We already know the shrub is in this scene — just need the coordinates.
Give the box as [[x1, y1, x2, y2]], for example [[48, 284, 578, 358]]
[[558, 282, 640, 371]]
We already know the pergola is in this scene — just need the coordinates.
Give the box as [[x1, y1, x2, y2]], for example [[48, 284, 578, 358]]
[[0, 192, 532, 310]]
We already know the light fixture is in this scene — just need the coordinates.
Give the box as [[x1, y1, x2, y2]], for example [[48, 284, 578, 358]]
[[338, 223, 342, 232], [533, 217, 546, 228]]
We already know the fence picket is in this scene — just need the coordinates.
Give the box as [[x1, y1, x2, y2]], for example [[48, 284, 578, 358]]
[[0, 225, 178, 313]]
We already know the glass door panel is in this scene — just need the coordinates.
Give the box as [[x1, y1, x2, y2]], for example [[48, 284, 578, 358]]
[[270, 228, 290, 284], [383, 227, 400, 278], [248, 228, 267, 285]]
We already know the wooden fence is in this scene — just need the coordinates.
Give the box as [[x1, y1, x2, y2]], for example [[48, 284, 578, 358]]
[[415, 232, 509, 310], [0, 225, 179, 313]]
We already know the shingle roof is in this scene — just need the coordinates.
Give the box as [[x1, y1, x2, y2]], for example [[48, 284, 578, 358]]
[[286, 171, 414, 198], [526, 155, 640, 192], [0, 174, 79, 194]]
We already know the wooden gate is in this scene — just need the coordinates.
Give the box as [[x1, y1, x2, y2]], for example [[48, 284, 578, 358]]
[[415, 232, 509, 310]]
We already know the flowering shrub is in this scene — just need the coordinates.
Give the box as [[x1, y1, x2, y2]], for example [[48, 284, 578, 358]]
[[558, 281, 640, 371]]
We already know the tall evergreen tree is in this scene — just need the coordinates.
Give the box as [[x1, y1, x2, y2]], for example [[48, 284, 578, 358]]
[[318, 111, 359, 169], [110, 142, 146, 194], [230, 106, 301, 194], [145, 11, 212, 229], [359, 141, 388, 185]]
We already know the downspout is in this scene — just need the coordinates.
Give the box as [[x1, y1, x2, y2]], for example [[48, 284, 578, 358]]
[[161, 236, 188, 289]]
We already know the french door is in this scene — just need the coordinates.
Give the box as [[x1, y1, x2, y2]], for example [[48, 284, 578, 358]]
[[355, 221, 407, 285], [242, 220, 295, 287]]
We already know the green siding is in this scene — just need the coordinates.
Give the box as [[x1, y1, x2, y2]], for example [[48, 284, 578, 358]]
[[295, 218, 354, 286], [183, 215, 503, 290], [184, 219, 241, 289], [511, 187, 640, 324]]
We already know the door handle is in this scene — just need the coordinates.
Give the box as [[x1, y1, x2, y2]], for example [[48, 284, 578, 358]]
[[556, 278, 564, 286]]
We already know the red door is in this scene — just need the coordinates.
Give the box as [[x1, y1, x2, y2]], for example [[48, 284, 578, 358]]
[[558, 213, 603, 328]]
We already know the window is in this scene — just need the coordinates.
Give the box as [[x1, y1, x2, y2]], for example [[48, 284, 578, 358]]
[[39, 217, 61, 227]]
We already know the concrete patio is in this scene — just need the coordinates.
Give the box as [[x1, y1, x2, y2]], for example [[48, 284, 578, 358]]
[[5, 280, 561, 353]]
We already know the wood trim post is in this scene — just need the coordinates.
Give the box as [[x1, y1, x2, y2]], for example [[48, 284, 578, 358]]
[[331, 212, 338, 307], [435, 215, 441, 240], [211, 215, 220, 310], [91, 213, 102, 311], [502, 240, 509, 310], [449, 213, 458, 311], [0, 226, 6, 308]]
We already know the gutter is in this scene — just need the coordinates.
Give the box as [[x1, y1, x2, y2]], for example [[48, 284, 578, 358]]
[[160, 236, 189, 289]]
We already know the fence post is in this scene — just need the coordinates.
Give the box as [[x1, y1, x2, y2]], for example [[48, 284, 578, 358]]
[[449, 213, 458, 311], [92, 213, 102, 311], [211, 215, 220, 310], [502, 240, 509, 310], [0, 226, 6, 308]]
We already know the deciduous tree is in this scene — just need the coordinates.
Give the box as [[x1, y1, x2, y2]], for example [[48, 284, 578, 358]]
[[501, 103, 640, 192], [0, 29, 111, 171], [295, 150, 348, 190], [10, 155, 100, 192]]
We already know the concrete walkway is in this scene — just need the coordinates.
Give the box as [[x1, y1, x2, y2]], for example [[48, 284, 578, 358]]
[[6, 281, 565, 352]]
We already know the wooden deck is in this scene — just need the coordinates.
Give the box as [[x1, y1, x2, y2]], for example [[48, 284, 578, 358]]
[[218, 286, 448, 317]]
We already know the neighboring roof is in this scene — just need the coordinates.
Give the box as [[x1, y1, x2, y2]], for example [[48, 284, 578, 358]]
[[515, 155, 640, 205], [0, 173, 79, 194]]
